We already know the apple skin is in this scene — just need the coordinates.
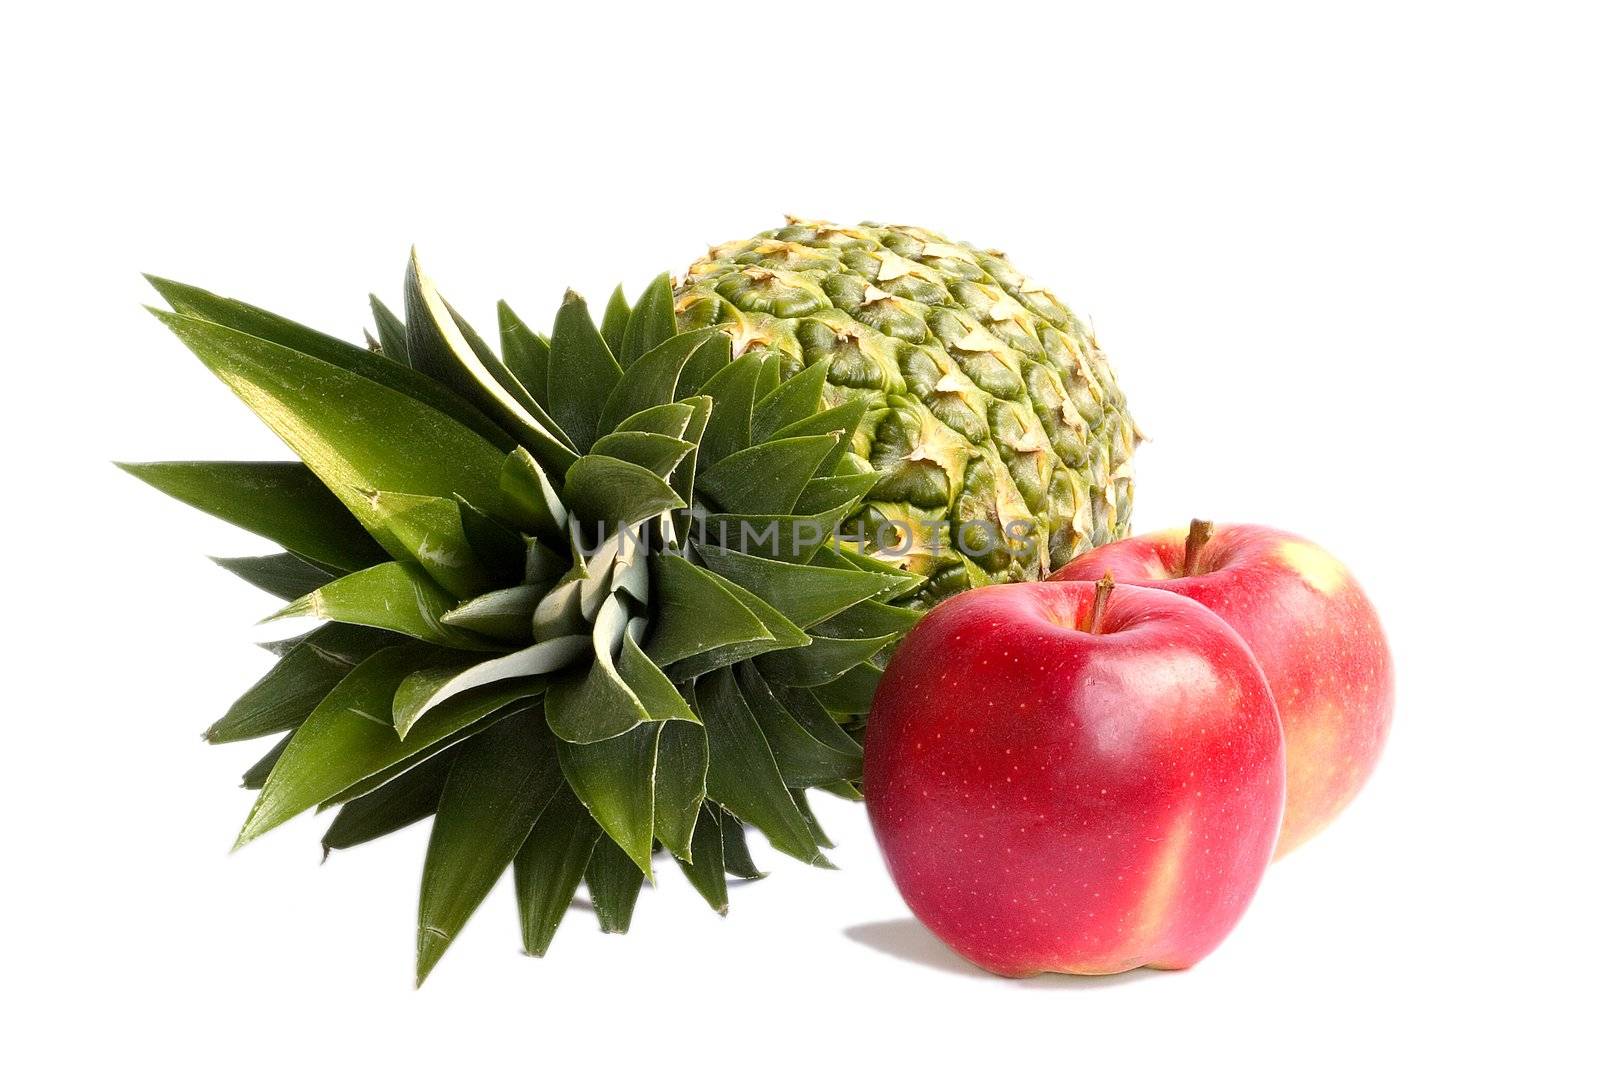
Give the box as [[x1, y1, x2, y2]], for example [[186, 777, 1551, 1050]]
[[1051, 524, 1393, 856], [864, 581, 1285, 977]]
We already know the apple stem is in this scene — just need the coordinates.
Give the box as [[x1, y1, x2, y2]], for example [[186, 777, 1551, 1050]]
[[1183, 519, 1215, 577], [1087, 571, 1115, 635]]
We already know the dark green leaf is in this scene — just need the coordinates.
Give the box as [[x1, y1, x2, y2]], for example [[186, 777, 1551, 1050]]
[[614, 401, 694, 439], [364, 492, 490, 599], [697, 544, 907, 629], [151, 311, 512, 555], [369, 294, 411, 367], [562, 454, 683, 530], [118, 461, 385, 573], [321, 751, 455, 856], [270, 561, 495, 650], [404, 255, 578, 471], [145, 275, 514, 449], [439, 585, 540, 642], [558, 721, 664, 879], [211, 553, 336, 601], [669, 395, 712, 539], [695, 350, 765, 468], [758, 632, 898, 688], [811, 597, 923, 640], [236, 647, 543, 846], [585, 829, 646, 933], [699, 498, 861, 564], [499, 447, 568, 542], [416, 713, 563, 985], [664, 567, 808, 680], [514, 787, 601, 957], [241, 733, 291, 790], [697, 434, 837, 517], [643, 552, 770, 668], [205, 638, 357, 743], [810, 542, 925, 600], [676, 331, 731, 399], [454, 494, 527, 586], [600, 285, 631, 359], [695, 670, 828, 867], [546, 291, 622, 453], [318, 707, 511, 808], [653, 719, 708, 861], [498, 301, 549, 409], [795, 471, 880, 515], [674, 803, 728, 915], [792, 788, 835, 849], [769, 395, 871, 474], [618, 273, 675, 368], [769, 684, 865, 755], [719, 812, 766, 880], [597, 329, 716, 434], [591, 431, 695, 479], [808, 662, 883, 719], [752, 356, 829, 440], [737, 663, 861, 787]]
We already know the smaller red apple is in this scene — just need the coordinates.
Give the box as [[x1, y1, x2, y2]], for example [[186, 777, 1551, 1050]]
[[866, 578, 1285, 977], [1052, 522, 1393, 856]]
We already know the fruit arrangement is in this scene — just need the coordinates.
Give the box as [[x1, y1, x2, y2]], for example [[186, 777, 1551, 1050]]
[[125, 218, 1390, 983]]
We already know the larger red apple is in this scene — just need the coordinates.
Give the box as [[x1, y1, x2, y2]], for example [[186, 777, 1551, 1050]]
[[865, 579, 1285, 977], [1052, 522, 1393, 856]]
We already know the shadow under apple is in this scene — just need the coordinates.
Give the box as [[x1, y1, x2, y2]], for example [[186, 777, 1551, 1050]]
[[844, 919, 1173, 988]]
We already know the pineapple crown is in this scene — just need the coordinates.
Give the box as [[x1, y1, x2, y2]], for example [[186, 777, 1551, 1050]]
[[122, 250, 924, 984]]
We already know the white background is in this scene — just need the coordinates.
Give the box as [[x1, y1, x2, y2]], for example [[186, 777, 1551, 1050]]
[[4, 1, 1596, 1061]]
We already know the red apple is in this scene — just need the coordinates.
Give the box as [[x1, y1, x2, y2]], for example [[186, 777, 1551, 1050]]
[[1051, 522, 1393, 856], [865, 579, 1285, 977]]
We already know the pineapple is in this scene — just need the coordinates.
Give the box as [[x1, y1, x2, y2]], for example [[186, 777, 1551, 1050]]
[[678, 219, 1139, 602], [121, 221, 1137, 983]]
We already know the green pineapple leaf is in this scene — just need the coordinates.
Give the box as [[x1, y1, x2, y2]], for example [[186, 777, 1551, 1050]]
[[321, 752, 455, 858], [652, 719, 709, 861], [498, 447, 568, 543], [556, 723, 661, 879], [211, 553, 337, 601], [497, 301, 550, 409], [439, 585, 542, 643], [118, 461, 385, 573], [597, 328, 718, 434], [146, 275, 515, 449], [618, 272, 675, 368], [152, 310, 512, 551], [697, 543, 907, 629], [694, 669, 829, 868], [586, 835, 646, 934], [757, 632, 899, 689], [694, 350, 765, 467], [752, 356, 829, 440], [546, 291, 622, 453], [363, 492, 491, 599], [416, 713, 564, 985], [514, 788, 601, 957], [736, 663, 862, 787], [236, 647, 545, 847], [673, 803, 729, 914], [695, 434, 839, 517], [269, 561, 496, 651], [204, 639, 359, 744], [369, 294, 411, 367], [561, 455, 683, 530], [599, 285, 630, 359]]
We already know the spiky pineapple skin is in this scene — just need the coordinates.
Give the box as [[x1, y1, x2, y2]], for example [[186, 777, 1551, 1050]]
[[676, 219, 1139, 602]]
